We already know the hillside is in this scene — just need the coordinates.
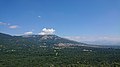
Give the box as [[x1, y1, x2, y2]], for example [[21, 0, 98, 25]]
[[0, 33, 120, 67], [0, 33, 87, 47]]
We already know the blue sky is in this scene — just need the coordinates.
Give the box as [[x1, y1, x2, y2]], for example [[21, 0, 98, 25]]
[[0, 0, 120, 43]]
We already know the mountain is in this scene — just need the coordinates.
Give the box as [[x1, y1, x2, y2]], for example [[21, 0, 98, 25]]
[[0, 33, 87, 47]]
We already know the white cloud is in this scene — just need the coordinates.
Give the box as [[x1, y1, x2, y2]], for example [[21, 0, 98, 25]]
[[64, 36, 120, 45], [0, 22, 19, 29], [0, 22, 6, 25], [0, 22, 10, 25], [9, 25, 18, 29], [38, 28, 55, 35], [24, 31, 33, 35], [64, 36, 120, 42]]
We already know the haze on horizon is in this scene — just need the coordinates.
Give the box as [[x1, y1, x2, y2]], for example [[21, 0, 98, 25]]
[[0, 0, 120, 45]]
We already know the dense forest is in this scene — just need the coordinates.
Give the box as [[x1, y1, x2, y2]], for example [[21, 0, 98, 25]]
[[0, 45, 120, 67], [0, 33, 120, 67]]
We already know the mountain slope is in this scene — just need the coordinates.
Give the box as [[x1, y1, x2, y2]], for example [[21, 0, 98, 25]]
[[0, 33, 87, 47]]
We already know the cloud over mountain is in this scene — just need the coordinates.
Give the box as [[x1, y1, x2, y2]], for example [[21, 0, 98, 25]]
[[38, 28, 55, 35]]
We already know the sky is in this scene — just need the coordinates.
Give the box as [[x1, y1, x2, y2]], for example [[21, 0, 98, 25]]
[[0, 0, 120, 44]]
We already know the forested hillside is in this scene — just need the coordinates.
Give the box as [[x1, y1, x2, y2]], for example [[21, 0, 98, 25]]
[[0, 33, 120, 67]]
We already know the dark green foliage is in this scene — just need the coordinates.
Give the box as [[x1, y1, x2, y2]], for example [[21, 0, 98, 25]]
[[0, 33, 120, 67], [0, 46, 120, 67]]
